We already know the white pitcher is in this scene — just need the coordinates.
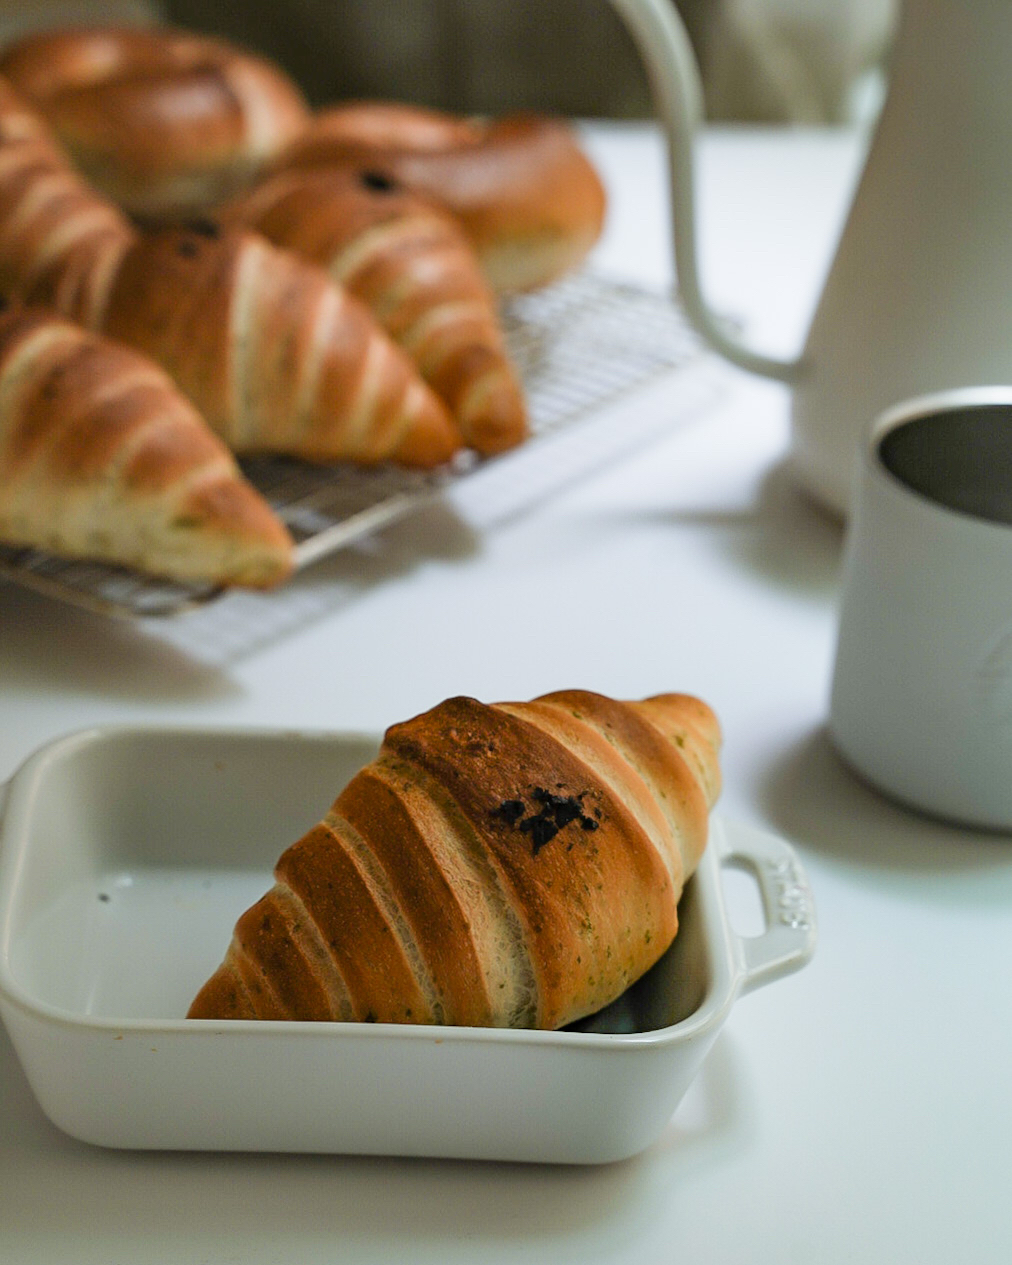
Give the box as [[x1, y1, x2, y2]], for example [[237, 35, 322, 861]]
[[609, 0, 1012, 516]]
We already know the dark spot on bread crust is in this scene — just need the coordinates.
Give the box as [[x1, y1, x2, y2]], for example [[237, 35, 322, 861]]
[[492, 788, 600, 855]]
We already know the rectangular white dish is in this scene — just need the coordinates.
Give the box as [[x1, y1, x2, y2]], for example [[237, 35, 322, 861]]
[[0, 725, 815, 1164]]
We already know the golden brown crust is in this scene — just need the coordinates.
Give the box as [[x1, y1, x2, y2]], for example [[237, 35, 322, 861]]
[[223, 166, 528, 455], [228, 893, 336, 1020], [335, 766, 494, 1024], [529, 690, 716, 884], [0, 26, 311, 220], [188, 690, 722, 1029], [634, 693, 724, 812], [187, 960, 255, 1019], [0, 303, 294, 587], [0, 83, 459, 469], [275, 821, 436, 1025], [383, 695, 679, 1028], [270, 105, 607, 293], [289, 102, 477, 154], [0, 74, 137, 325], [96, 224, 463, 467]]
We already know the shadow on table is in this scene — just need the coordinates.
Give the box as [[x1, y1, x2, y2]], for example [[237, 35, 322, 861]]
[[719, 458, 846, 601], [0, 1025, 752, 1257], [596, 456, 846, 601], [0, 578, 240, 704], [0, 441, 844, 692], [0, 499, 482, 686], [148, 498, 481, 667], [759, 723, 1012, 893]]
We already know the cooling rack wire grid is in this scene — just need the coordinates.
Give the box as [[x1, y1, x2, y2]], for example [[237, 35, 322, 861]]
[[0, 272, 723, 633]]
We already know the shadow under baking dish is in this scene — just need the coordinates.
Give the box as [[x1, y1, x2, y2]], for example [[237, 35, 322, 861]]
[[0, 727, 813, 1163]]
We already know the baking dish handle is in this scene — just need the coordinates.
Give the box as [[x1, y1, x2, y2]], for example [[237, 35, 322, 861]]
[[716, 820, 817, 997]]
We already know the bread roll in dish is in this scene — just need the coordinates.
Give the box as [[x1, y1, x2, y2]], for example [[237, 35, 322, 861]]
[[189, 690, 721, 1029]]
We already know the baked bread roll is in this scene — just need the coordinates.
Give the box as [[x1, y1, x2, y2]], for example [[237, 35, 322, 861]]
[[0, 26, 311, 221], [0, 84, 461, 467], [223, 166, 528, 456], [188, 690, 721, 1029], [92, 223, 464, 467], [270, 104, 608, 294], [0, 303, 293, 587], [0, 74, 135, 329]]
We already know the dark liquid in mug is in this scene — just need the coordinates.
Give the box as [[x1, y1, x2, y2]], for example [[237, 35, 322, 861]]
[[878, 404, 1012, 525]]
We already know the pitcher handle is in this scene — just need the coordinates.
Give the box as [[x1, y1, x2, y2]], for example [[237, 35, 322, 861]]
[[608, 0, 803, 384]]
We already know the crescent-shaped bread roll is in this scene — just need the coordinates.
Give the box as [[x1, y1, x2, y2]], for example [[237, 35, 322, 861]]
[[222, 166, 528, 455], [188, 690, 721, 1029], [0, 303, 293, 587], [93, 223, 464, 467], [0, 80, 460, 467], [0, 74, 135, 329], [271, 105, 608, 294]]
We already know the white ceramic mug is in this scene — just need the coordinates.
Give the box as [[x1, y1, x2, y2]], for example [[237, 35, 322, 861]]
[[829, 387, 1012, 830]]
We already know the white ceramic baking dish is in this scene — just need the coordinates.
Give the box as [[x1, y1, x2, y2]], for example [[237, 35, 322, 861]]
[[0, 725, 816, 1164]]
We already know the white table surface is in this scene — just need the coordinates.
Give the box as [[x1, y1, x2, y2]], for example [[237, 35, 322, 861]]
[[2, 122, 1012, 1264]]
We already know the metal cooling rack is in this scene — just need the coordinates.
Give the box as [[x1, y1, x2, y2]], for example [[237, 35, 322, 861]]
[[0, 272, 716, 618]]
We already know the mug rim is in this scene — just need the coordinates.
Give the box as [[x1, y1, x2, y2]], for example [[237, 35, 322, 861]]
[[865, 385, 1012, 531]]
